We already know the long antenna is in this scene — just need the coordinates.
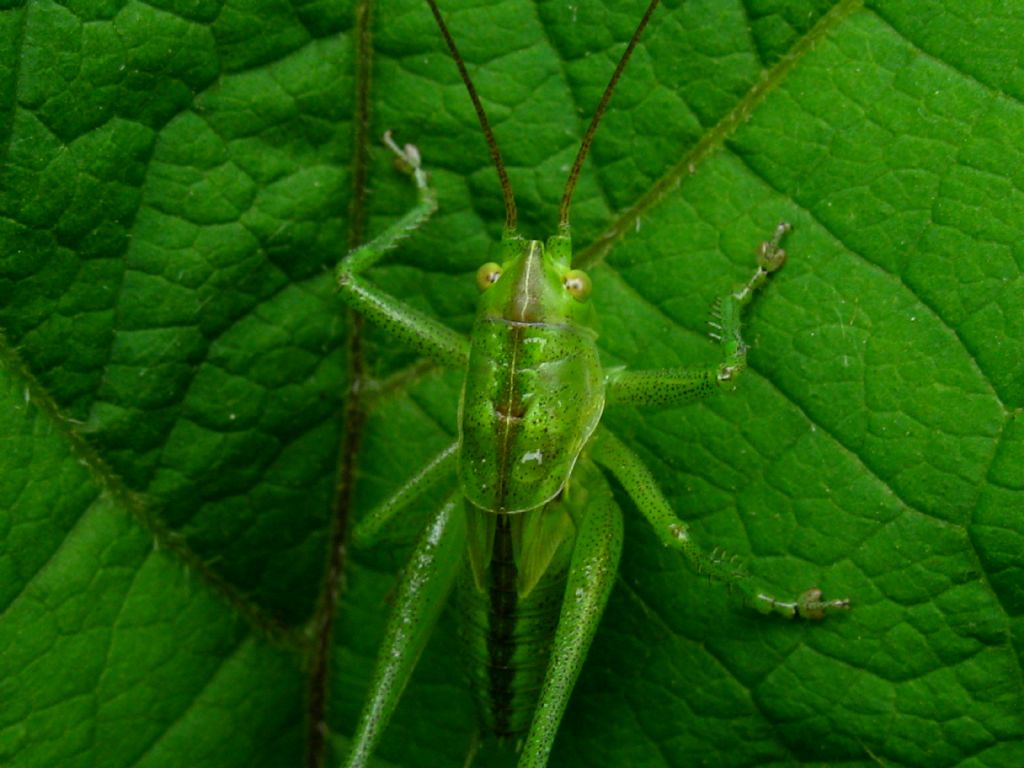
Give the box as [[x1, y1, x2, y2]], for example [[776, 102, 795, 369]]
[[559, 0, 661, 227], [425, 0, 517, 231]]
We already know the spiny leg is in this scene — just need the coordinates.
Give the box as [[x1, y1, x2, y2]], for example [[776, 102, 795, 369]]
[[605, 222, 790, 407], [336, 133, 469, 368], [343, 492, 467, 768], [342, 132, 436, 275], [518, 461, 624, 768], [591, 427, 848, 620]]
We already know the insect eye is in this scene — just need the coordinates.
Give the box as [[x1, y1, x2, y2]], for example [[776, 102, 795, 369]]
[[563, 269, 592, 301], [476, 262, 502, 291]]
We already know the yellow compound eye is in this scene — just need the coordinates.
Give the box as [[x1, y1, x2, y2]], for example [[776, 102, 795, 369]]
[[476, 262, 502, 291], [563, 269, 592, 301]]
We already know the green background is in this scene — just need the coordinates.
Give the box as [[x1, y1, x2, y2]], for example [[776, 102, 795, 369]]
[[1, 0, 1021, 766]]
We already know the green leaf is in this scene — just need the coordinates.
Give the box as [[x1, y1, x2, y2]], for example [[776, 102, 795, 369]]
[[2, 1, 1021, 767]]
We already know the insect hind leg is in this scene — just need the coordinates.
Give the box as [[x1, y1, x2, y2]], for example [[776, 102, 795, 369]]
[[342, 492, 467, 768], [516, 461, 624, 768]]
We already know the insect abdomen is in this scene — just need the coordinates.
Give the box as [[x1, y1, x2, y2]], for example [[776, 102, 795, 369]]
[[457, 513, 572, 738]]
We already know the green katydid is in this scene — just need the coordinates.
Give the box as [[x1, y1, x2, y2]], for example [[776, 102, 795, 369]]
[[336, 0, 850, 765]]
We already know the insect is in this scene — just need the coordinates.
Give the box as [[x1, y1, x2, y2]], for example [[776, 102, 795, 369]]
[[336, 0, 850, 765]]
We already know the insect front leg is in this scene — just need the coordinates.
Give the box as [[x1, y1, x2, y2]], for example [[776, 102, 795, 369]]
[[518, 461, 624, 768], [592, 426, 849, 620], [605, 222, 790, 407], [343, 492, 467, 768], [336, 133, 469, 368]]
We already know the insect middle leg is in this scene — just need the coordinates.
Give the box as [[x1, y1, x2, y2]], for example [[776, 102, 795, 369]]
[[591, 426, 848, 619]]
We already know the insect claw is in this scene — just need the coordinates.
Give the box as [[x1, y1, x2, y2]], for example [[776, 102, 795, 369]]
[[717, 362, 743, 382], [403, 143, 423, 169], [381, 129, 401, 155], [382, 130, 424, 174], [757, 221, 791, 273], [796, 588, 851, 620]]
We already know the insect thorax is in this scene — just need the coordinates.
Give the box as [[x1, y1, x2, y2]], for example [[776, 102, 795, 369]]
[[458, 238, 605, 515]]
